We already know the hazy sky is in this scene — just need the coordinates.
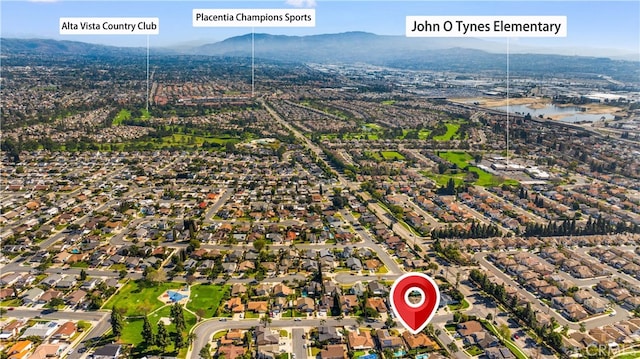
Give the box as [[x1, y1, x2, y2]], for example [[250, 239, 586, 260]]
[[1, 0, 639, 55]]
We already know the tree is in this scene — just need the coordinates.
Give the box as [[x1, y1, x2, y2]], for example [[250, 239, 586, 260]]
[[579, 322, 586, 333], [447, 342, 459, 353], [498, 323, 511, 339], [385, 316, 396, 328], [171, 303, 186, 333], [199, 343, 212, 359], [253, 239, 267, 252], [188, 332, 197, 346], [110, 307, 124, 338], [174, 332, 185, 350], [427, 262, 438, 275], [142, 315, 155, 346], [147, 268, 167, 284], [156, 322, 169, 350], [473, 152, 483, 164], [260, 315, 272, 327], [79, 269, 87, 281], [48, 297, 65, 308], [424, 323, 434, 335]]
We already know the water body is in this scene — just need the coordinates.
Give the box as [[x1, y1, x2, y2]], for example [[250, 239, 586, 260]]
[[491, 103, 613, 123]]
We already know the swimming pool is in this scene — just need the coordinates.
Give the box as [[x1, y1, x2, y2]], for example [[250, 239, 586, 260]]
[[167, 290, 188, 302]]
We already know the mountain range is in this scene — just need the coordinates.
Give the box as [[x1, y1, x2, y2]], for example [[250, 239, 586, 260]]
[[2, 32, 638, 82]]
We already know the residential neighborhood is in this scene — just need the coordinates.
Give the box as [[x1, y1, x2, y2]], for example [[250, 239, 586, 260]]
[[2, 10, 640, 359]]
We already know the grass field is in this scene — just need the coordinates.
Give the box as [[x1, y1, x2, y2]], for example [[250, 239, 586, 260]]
[[363, 123, 383, 131], [364, 151, 383, 161], [103, 281, 181, 316], [438, 151, 518, 187], [112, 109, 131, 126], [162, 134, 238, 146], [439, 151, 474, 167], [186, 284, 229, 318], [421, 171, 467, 187], [615, 353, 640, 359], [380, 151, 405, 160], [433, 123, 461, 141], [120, 305, 197, 354], [140, 108, 151, 120]]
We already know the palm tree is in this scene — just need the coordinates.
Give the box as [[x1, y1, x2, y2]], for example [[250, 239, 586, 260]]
[[260, 315, 272, 327], [187, 332, 197, 346]]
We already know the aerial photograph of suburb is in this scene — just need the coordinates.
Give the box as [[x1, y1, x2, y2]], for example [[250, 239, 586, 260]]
[[1, 1, 639, 358]]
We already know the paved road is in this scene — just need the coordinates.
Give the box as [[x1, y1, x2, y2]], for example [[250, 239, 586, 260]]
[[431, 312, 469, 359], [339, 209, 403, 275], [202, 189, 234, 223], [68, 314, 111, 359], [292, 328, 305, 359], [4, 308, 107, 322]]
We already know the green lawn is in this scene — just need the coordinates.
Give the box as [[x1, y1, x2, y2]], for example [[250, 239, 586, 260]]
[[70, 261, 89, 268], [380, 151, 405, 160], [444, 324, 458, 333], [439, 151, 474, 167], [112, 109, 131, 126], [381, 100, 396, 105], [186, 284, 229, 318], [421, 170, 467, 187], [433, 123, 461, 141], [162, 134, 239, 146], [418, 130, 432, 140], [448, 299, 470, 311], [465, 345, 484, 356], [103, 281, 181, 316], [438, 151, 519, 187], [213, 330, 228, 340], [140, 108, 151, 120], [120, 305, 197, 354], [282, 309, 307, 317], [245, 312, 260, 319], [364, 151, 383, 161], [1, 299, 21, 307], [110, 263, 127, 271], [615, 352, 640, 359]]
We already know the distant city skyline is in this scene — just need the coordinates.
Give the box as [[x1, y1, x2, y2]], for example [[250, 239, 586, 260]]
[[1, 0, 639, 57]]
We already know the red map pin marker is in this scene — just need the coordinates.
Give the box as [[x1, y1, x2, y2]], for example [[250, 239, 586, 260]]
[[389, 272, 441, 335]]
